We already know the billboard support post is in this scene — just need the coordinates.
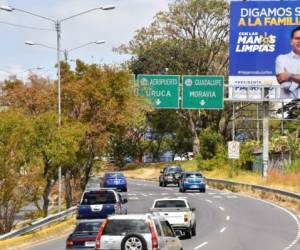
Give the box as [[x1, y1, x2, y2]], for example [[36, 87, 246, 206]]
[[256, 104, 260, 141], [262, 87, 269, 178], [232, 103, 235, 141]]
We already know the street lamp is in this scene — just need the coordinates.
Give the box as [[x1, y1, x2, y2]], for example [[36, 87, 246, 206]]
[[0, 66, 44, 79], [1, 4, 115, 213], [25, 40, 105, 61]]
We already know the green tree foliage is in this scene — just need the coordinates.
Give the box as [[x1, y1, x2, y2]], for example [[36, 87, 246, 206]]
[[1, 62, 146, 217], [0, 110, 43, 233], [117, 0, 230, 154], [199, 127, 223, 160]]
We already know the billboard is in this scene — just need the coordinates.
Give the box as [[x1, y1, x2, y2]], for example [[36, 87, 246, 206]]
[[229, 0, 300, 100]]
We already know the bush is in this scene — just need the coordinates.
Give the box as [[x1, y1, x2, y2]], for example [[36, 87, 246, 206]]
[[199, 128, 223, 160]]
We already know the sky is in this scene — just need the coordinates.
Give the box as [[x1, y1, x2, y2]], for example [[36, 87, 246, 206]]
[[0, 0, 173, 80]]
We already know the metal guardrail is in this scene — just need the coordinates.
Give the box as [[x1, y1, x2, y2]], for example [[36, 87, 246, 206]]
[[0, 206, 76, 240], [207, 178, 300, 201]]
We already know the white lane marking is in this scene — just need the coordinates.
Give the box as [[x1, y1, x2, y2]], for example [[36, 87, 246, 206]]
[[227, 195, 238, 199], [226, 216, 230, 221], [219, 206, 225, 211], [127, 193, 137, 196], [177, 196, 187, 199], [129, 197, 139, 200], [141, 194, 148, 197], [162, 193, 168, 195], [208, 192, 216, 195], [221, 191, 300, 250], [205, 199, 213, 203], [194, 241, 208, 249], [220, 227, 226, 233], [212, 195, 222, 199]]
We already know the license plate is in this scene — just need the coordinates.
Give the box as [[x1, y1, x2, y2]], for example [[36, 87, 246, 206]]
[[192, 185, 199, 188], [85, 241, 95, 247]]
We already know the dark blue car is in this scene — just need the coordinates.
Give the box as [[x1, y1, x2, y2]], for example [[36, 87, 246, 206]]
[[102, 172, 127, 192], [66, 219, 103, 249], [179, 172, 206, 193], [77, 189, 127, 219]]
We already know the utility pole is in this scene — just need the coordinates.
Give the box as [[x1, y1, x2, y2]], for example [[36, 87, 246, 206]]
[[262, 87, 269, 178]]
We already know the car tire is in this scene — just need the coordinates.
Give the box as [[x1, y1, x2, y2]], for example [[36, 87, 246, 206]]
[[159, 181, 162, 187], [121, 233, 148, 250], [192, 223, 196, 236], [122, 188, 127, 192], [179, 187, 182, 193], [163, 181, 166, 187], [185, 228, 192, 239], [182, 188, 186, 193]]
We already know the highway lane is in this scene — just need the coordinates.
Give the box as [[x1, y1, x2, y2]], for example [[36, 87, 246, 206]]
[[27, 179, 300, 250]]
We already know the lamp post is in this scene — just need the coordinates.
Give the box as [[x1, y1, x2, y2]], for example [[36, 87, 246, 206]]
[[1, 4, 115, 212], [25, 40, 105, 61]]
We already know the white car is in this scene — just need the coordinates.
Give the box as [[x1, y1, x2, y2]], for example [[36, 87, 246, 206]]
[[150, 198, 196, 239], [95, 213, 183, 250]]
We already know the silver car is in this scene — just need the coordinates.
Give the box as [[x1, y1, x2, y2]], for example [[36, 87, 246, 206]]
[[95, 214, 183, 250]]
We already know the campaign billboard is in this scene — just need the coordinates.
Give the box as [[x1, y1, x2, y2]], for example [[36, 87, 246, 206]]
[[229, 0, 300, 100]]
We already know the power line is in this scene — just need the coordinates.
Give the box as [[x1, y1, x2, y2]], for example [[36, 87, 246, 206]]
[[0, 20, 53, 31]]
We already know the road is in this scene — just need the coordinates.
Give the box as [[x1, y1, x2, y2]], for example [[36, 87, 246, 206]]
[[27, 179, 300, 250]]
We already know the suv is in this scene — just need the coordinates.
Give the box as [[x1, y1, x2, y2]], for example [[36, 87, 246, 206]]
[[159, 165, 183, 187], [77, 189, 127, 219], [95, 214, 183, 250]]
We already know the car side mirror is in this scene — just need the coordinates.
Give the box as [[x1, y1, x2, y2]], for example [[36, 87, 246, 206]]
[[174, 230, 182, 237], [160, 170, 164, 174], [190, 208, 196, 212], [123, 198, 128, 204]]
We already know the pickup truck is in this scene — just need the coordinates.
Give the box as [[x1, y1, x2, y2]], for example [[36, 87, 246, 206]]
[[150, 198, 196, 238], [77, 188, 127, 219]]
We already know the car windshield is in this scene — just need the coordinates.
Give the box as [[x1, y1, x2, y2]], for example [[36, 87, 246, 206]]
[[103, 219, 150, 235], [154, 200, 186, 208], [81, 191, 116, 205], [75, 221, 102, 233], [105, 173, 124, 179], [166, 166, 182, 173], [186, 173, 202, 178]]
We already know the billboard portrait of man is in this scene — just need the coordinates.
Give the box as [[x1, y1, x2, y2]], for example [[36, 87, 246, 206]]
[[275, 26, 300, 99], [229, 1, 300, 101]]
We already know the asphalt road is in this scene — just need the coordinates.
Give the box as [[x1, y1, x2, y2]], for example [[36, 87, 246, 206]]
[[27, 179, 300, 250]]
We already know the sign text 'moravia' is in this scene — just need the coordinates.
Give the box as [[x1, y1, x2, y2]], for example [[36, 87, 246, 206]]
[[189, 91, 216, 98]]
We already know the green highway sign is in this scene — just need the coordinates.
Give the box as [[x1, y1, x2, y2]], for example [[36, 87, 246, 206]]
[[137, 74, 180, 109], [182, 75, 224, 109]]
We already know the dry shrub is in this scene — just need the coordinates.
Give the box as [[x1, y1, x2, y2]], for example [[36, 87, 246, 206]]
[[266, 169, 300, 193]]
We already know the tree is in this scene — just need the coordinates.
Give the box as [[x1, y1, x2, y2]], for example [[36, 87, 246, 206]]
[[0, 110, 43, 233], [117, 0, 230, 154]]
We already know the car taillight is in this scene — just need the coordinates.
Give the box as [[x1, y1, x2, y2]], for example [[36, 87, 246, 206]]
[[184, 213, 189, 222], [95, 219, 108, 249], [149, 222, 159, 250], [66, 239, 73, 248]]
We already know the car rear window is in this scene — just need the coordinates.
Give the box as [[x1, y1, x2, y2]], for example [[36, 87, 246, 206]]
[[105, 173, 124, 178], [75, 222, 102, 233], [166, 166, 182, 173], [103, 219, 150, 235], [81, 191, 116, 205], [154, 200, 186, 208], [186, 173, 202, 178]]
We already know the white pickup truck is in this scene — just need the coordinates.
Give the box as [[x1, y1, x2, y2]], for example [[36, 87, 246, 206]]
[[150, 198, 196, 238]]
